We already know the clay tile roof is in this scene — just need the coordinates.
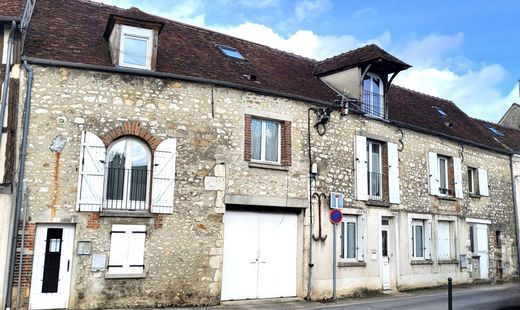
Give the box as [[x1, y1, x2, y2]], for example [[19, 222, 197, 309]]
[[314, 44, 411, 76], [474, 119, 520, 153], [387, 85, 506, 151], [0, 0, 26, 19]]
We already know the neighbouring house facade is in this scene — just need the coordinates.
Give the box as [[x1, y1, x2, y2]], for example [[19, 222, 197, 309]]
[[1, 0, 518, 309]]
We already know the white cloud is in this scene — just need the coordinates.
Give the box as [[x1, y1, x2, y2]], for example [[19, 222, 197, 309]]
[[294, 0, 332, 21]]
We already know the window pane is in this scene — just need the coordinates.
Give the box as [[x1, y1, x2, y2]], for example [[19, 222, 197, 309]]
[[415, 226, 423, 257], [123, 36, 147, 66], [130, 141, 148, 201], [106, 140, 126, 200], [49, 239, 61, 253], [347, 222, 356, 258], [363, 76, 371, 93], [265, 121, 279, 162], [439, 158, 447, 190], [468, 169, 474, 193], [251, 119, 262, 160], [381, 230, 388, 257]]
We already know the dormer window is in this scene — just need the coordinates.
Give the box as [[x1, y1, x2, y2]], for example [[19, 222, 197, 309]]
[[362, 73, 385, 118], [120, 25, 153, 69]]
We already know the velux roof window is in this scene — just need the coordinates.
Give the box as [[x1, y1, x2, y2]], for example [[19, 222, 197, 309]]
[[217, 45, 245, 60], [485, 124, 505, 136], [432, 106, 447, 117]]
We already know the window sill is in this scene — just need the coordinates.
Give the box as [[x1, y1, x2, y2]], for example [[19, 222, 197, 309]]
[[436, 195, 457, 201], [100, 210, 153, 218], [410, 259, 434, 265], [338, 261, 366, 267], [469, 193, 481, 199], [366, 200, 390, 207], [438, 259, 459, 265], [105, 273, 146, 279], [248, 162, 289, 171]]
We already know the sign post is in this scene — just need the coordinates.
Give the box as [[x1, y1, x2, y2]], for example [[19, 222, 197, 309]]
[[329, 209, 342, 300]]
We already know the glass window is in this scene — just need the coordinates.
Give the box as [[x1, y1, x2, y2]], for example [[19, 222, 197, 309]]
[[468, 167, 478, 194], [367, 141, 382, 200], [362, 73, 384, 118], [438, 156, 449, 195], [412, 220, 424, 258], [119, 25, 153, 69], [432, 106, 448, 117], [341, 216, 358, 260], [123, 36, 148, 66], [217, 45, 245, 60], [469, 226, 475, 253], [485, 124, 505, 137], [105, 137, 151, 210], [250, 118, 280, 164], [49, 239, 61, 253]]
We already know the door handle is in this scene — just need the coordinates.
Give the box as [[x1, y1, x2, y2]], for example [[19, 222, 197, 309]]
[[67, 260, 70, 272]]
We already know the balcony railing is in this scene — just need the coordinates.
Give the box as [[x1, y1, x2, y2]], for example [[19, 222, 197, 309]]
[[103, 167, 150, 211], [361, 90, 385, 118], [368, 171, 383, 201]]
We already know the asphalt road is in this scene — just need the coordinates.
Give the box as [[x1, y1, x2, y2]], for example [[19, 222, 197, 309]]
[[184, 283, 520, 310]]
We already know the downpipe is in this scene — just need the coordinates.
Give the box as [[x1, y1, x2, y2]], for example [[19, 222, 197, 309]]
[[5, 61, 33, 310], [509, 155, 520, 280], [306, 107, 317, 300], [0, 21, 17, 148]]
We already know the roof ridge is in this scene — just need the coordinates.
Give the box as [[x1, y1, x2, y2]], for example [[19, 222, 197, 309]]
[[82, 0, 318, 63]]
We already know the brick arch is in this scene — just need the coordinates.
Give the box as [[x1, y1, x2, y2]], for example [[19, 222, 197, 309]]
[[100, 121, 161, 151]]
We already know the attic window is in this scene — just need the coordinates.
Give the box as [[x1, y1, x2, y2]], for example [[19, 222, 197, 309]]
[[485, 124, 505, 137], [217, 45, 245, 60], [432, 106, 447, 117], [120, 25, 154, 70]]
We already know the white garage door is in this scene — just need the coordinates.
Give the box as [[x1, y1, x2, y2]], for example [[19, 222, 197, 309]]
[[221, 210, 297, 300]]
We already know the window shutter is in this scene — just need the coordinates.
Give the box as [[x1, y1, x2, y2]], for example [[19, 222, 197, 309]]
[[355, 135, 368, 201], [151, 138, 177, 213], [427, 152, 439, 196], [453, 157, 463, 198], [108, 225, 128, 274], [387, 142, 400, 204], [478, 168, 489, 196], [410, 220, 414, 259], [424, 220, 432, 259], [76, 131, 105, 212], [128, 225, 146, 274], [437, 221, 450, 260], [340, 222, 345, 259], [357, 214, 365, 261]]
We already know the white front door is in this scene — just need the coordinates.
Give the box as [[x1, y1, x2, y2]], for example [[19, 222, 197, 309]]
[[221, 211, 297, 300], [29, 224, 75, 310], [475, 224, 489, 280], [381, 223, 390, 290]]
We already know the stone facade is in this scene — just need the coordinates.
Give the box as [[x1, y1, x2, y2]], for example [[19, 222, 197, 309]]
[[11, 63, 518, 308]]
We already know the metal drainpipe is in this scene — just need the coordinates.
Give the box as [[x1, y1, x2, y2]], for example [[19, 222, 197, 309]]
[[0, 21, 17, 148], [306, 108, 316, 300], [509, 155, 520, 279], [5, 61, 33, 310]]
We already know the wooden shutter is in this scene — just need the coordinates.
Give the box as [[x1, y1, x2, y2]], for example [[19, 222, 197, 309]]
[[357, 214, 366, 261], [424, 219, 432, 259], [128, 225, 146, 274], [151, 138, 177, 213], [108, 225, 128, 274], [355, 135, 368, 201], [478, 168, 489, 196], [453, 157, 463, 198], [387, 142, 400, 204], [409, 219, 414, 259], [427, 152, 439, 196], [76, 131, 105, 212], [437, 221, 450, 260]]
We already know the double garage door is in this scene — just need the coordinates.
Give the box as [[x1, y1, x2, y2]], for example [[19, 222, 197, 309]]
[[221, 210, 298, 300]]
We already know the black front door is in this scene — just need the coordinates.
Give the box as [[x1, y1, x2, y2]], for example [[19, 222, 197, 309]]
[[41, 228, 63, 293]]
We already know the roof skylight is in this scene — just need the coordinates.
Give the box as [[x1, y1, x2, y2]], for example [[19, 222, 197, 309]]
[[485, 124, 505, 137], [217, 45, 245, 60], [432, 106, 447, 117]]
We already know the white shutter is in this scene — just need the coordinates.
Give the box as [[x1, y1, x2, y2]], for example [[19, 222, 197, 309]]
[[108, 225, 128, 274], [387, 142, 400, 204], [128, 225, 146, 274], [76, 131, 105, 212], [355, 135, 368, 201], [478, 168, 489, 196], [409, 219, 414, 259], [437, 221, 450, 260], [453, 157, 463, 198], [428, 152, 439, 196], [357, 214, 366, 261], [424, 219, 432, 259], [151, 138, 177, 213]]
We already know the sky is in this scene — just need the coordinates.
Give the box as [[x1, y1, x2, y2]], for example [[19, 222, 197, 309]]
[[91, 0, 519, 122]]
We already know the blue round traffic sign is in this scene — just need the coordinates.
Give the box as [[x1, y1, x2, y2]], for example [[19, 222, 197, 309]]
[[329, 209, 343, 224]]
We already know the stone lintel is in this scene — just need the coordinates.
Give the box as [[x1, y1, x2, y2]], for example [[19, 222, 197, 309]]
[[225, 194, 307, 209]]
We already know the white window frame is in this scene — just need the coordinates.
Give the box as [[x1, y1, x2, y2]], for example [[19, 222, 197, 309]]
[[367, 140, 383, 200], [104, 137, 152, 210], [437, 156, 449, 196], [250, 118, 281, 164], [468, 167, 478, 195], [412, 219, 425, 259], [120, 25, 153, 70], [362, 72, 385, 117], [340, 215, 358, 261]]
